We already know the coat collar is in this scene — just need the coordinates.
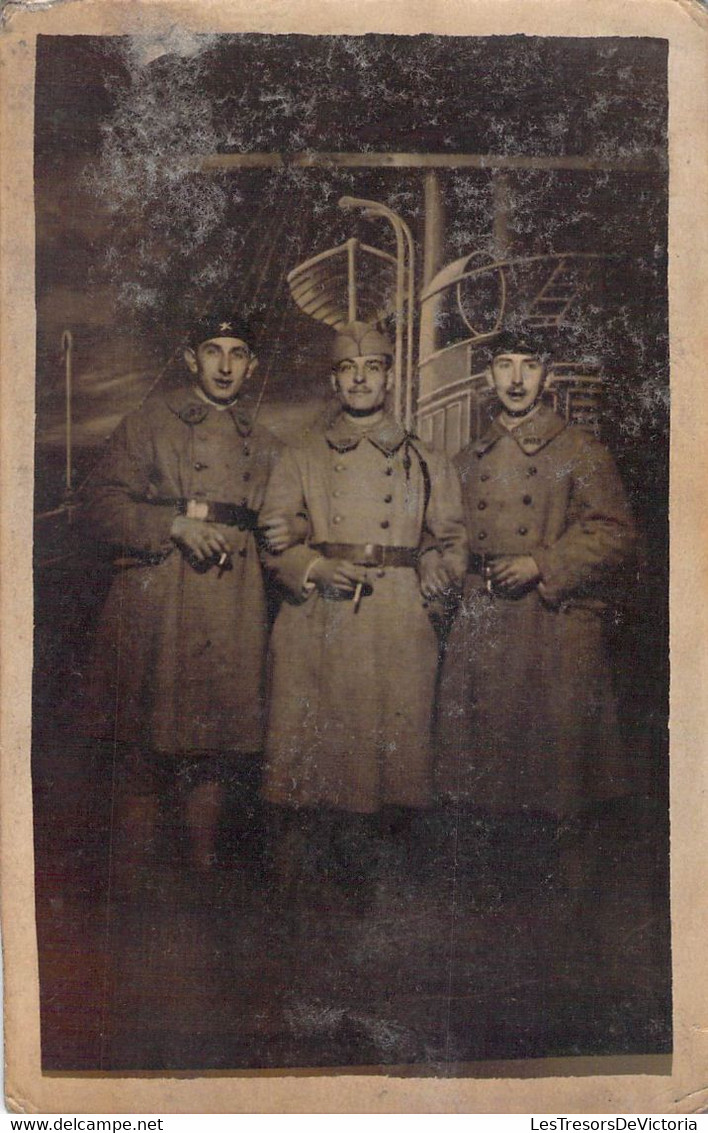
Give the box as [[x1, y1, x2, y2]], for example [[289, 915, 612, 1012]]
[[164, 384, 253, 435], [474, 404, 567, 457], [325, 412, 408, 456]]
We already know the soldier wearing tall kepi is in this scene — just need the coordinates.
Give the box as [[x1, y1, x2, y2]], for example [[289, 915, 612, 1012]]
[[83, 309, 289, 882], [436, 329, 638, 898], [259, 321, 467, 901]]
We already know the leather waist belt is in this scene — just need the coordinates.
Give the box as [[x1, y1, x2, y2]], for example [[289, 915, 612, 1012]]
[[468, 552, 526, 575], [202, 502, 258, 530], [312, 542, 419, 568], [152, 498, 259, 531], [468, 553, 496, 575], [467, 552, 536, 601]]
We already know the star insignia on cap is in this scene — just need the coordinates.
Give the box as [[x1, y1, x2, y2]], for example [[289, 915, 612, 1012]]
[[219, 321, 233, 332]]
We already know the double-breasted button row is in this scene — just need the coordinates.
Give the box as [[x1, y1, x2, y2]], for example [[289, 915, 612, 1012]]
[[194, 463, 252, 480], [476, 497, 529, 509], [329, 515, 391, 529], [330, 489, 393, 504], [474, 489, 533, 514], [477, 526, 530, 539]]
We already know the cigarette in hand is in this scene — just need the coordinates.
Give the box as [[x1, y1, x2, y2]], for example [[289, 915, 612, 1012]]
[[353, 581, 363, 613], [218, 552, 228, 567]]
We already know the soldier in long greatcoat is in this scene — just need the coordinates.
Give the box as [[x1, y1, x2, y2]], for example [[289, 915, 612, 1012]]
[[436, 330, 637, 896], [84, 310, 285, 878], [259, 321, 467, 898]]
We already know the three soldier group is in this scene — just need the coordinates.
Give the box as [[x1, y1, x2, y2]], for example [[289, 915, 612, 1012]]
[[85, 308, 636, 901]]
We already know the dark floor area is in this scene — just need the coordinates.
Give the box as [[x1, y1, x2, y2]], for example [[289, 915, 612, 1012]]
[[33, 741, 671, 1073]]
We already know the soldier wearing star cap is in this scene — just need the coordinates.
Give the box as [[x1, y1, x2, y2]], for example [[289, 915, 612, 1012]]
[[83, 309, 290, 881], [259, 321, 467, 902]]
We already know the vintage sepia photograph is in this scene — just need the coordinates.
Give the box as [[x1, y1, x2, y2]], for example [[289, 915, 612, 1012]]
[[25, 25, 672, 1082]]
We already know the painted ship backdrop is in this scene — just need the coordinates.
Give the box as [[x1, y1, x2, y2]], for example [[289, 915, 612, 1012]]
[[33, 35, 670, 1071]]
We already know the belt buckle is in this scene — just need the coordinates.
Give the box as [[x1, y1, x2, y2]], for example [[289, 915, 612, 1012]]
[[359, 542, 381, 567]]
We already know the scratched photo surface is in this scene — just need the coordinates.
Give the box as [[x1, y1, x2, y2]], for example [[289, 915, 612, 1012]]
[[33, 33, 670, 1072]]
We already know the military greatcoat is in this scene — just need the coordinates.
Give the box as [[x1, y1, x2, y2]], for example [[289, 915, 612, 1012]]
[[260, 412, 467, 815], [83, 383, 282, 756], [436, 404, 637, 817]]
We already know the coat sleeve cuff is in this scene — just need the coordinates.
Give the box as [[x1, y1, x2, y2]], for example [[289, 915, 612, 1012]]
[[302, 556, 324, 595], [134, 504, 182, 558], [532, 547, 563, 603], [269, 545, 324, 600]]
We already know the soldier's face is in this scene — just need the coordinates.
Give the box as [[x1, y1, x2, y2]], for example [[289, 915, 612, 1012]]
[[331, 355, 393, 415], [184, 337, 255, 404], [490, 353, 546, 414]]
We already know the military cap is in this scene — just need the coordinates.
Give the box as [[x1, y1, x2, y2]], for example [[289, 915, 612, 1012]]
[[331, 321, 394, 363], [188, 309, 258, 350], [488, 327, 556, 360]]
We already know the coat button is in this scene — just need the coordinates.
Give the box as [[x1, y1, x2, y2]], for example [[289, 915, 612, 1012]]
[[384, 494, 393, 503], [238, 547, 247, 558], [243, 471, 251, 482], [334, 463, 345, 472], [376, 569, 386, 579], [528, 466, 538, 476], [477, 500, 487, 511], [243, 445, 250, 456], [518, 526, 528, 535], [380, 519, 390, 529], [384, 467, 393, 476], [478, 531, 487, 541], [194, 461, 206, 471], [332, 489, 341, 498], [332, 515, 342, 525], [522, 494, 532, 505], [480, 473, 490, 482]]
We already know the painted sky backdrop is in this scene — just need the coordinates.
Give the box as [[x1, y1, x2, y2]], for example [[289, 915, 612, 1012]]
[[34, 33, 668, 513]]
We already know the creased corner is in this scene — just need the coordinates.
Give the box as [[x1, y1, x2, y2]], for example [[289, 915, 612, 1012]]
[[0, 0, 83, 33], [674, 0, 708, 30], [4, 1089, 32, 1115]]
